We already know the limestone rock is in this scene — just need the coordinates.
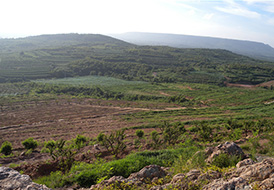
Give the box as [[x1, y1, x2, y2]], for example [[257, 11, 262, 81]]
[[206, 141, 246, 163], [128, 165, 167, 181], [203, 177, 250, 190], [90, 165, 168, 190], [236, 158, 255, 168], [0, 166, 51, 190]]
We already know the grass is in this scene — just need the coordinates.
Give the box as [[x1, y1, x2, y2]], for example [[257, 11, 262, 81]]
[[35, 144, 202, 188], [33, 75, 147, 87]]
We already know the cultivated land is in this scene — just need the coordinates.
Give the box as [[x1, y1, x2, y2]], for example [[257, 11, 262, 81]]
[[1, 34, 274, 189]]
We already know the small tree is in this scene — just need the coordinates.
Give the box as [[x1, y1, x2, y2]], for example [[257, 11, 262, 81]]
[[97, 129, 127, 158], [44, 139, 77, 172], [0, 141, 12, 156], [22, 137, 38, 150], [150, 131, 162, 149], [160, 121, 186, 145], [74, 135, 87, 150]]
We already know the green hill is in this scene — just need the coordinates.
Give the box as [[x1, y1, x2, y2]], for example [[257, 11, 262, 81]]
[[0, 33, 274, 85], [111, 32, 274, 62]]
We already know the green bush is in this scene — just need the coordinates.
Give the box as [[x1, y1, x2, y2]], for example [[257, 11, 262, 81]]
[[74, 135, 87, 150], [135, 129, 144, 138], [0, 141, 12, 156], [97, 129, 127, 158], [212, 153, 241, 168], [160, 121, 186, 145], [22, 138, 38, 150], [151, 131, 161, 149], [35, 145, 202, 188]]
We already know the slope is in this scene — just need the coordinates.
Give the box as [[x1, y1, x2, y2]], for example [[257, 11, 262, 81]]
[[110, 32, 274, 62], [0, 33, 274, 85]]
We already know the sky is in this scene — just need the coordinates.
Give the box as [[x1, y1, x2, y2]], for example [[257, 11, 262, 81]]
[[0, 0, 274, 47]]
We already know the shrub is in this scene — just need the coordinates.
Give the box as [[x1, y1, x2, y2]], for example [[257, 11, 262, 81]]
[[44, 139, 77, 172], [135, 129, 144, 138], [74, 135, 87, 150], [151, 131, 161, 149], [22, 138, 38, 150], [97, 129, 127, 158], [0, 141, 12, 156], [160, 121, 186, 145], [212, 153, 241, 168]]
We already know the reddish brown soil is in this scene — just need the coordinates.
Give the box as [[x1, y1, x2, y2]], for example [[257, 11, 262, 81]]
[[0, 98, 187, 168], [0, 99, 151, 148]]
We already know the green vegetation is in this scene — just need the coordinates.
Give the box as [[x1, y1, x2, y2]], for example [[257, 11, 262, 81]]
[[97, 129, 127, 158], [3, 33, 274, 189], [35, 144, 201, 188], [0, 141, 12, 156], [22, 138, 38, 150], [1, 34, 274, 85]]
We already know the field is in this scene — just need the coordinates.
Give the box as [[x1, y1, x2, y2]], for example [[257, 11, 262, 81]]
[[2, 75, 274, 189]]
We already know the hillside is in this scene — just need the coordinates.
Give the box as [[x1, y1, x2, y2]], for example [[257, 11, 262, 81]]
[[110, 32, 274, 62], [1, 33, 274, 85]]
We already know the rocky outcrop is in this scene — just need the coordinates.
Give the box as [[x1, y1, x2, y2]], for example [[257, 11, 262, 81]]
[[0, 166, 51, 190], [90, 165, 168, 190], [89, 142, 274, 190], [205, 141, 247, 163]]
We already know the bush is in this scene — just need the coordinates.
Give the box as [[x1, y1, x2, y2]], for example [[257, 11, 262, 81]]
[[0, 141, 12, 156], [212, 153, 241, 168], [97, 129, 127, 158], [160, 121, 186, 145], [22, 138, 38, 150], [135, 129, 144, 138], [74, 135, 87, 150], [151, 131, 161, 149]]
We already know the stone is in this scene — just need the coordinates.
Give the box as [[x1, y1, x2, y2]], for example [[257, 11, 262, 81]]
[[0, 167, 51, 190], [206, 141, 246, 163], [203, 177, 250, 190], [128, 165, 167, 181], [236, 158, 255, 168]]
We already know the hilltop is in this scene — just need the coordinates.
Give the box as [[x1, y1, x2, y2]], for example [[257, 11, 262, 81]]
[[1, 33, 274, 85], [110, 32, 274, 62]]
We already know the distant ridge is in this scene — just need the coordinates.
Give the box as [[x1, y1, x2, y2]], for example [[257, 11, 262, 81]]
[[110, 32, 274, 61], [0, 33, 131, 53]]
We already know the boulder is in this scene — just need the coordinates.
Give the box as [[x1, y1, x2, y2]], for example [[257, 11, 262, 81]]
[[128, 165, 167, 181], [0, 166, 51, 190], [206, 141, 247, 163], [236, 158, 255, 168], [90, 165, 168, 190], [203, 177, 250, 190]]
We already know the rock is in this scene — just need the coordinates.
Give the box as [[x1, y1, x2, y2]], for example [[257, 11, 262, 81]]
[[128, 165, 167, 181], [90, 165, 168, 190], [185, 169, 201, 181], [206, 141, 246, 163], [0, 166, 51, 190], [203, 177, 250, 190], [171, 173, 185, 184], [197, 170, 222, 181], [235, 158, 274, 181], [236, 158, 255, 168], [258, 177, 274, 190]]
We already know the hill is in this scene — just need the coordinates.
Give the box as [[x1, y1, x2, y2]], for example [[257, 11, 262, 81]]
[[110, 32, 274, 62], [0, 33, 274, 85]]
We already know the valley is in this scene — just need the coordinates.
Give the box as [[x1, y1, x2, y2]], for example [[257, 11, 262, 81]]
[[1, 34, 274, 189]]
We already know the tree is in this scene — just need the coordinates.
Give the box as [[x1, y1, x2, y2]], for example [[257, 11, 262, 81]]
[[0, 141, 12, 156]]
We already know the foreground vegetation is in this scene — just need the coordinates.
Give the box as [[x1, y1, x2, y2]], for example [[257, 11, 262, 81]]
[[1, 34, 274, 189], [1, 76, 274, 188]]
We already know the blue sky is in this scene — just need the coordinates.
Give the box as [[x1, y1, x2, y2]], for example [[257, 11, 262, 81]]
[[1, 0, 274, 47]]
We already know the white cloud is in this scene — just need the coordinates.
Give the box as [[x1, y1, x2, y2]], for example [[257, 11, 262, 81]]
[[215, 6, 261, 18], [215, 0, 261, 18]]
